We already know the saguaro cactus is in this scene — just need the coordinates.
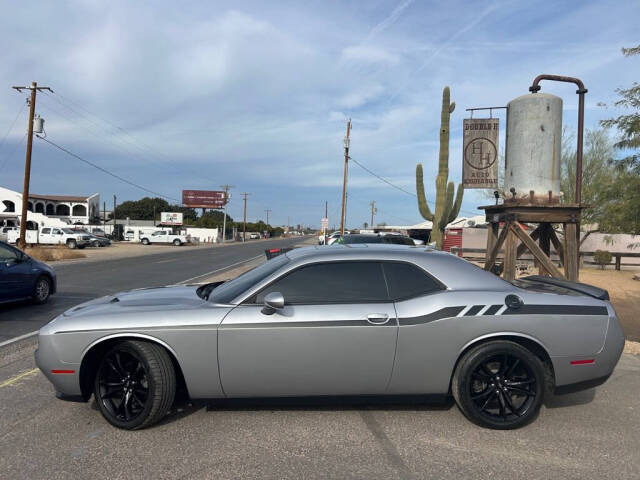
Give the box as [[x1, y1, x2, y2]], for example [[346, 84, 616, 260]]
[[416, 86, 463, 249]]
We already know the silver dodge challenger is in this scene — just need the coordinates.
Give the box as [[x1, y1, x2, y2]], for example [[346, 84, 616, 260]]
[[36, 245, 625, 430]]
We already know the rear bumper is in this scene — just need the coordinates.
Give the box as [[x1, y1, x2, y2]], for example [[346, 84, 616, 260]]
[[554, 374, 611, 395], [551, 314, 625, 394]]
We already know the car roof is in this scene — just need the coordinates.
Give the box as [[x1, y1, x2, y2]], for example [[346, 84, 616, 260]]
[[285, 244, 509, 291]]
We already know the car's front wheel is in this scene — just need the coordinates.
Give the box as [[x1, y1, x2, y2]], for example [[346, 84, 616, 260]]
[[173, 239, 181, 246], [66, 239, 77, 249], [94, 340, 176, 430], [32, 276, 51, 304], [452, 340, 544, 429]]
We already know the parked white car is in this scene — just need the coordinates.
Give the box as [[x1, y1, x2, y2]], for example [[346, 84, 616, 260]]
[[8, 227, 91, 249], [140, 230, 188, 246]]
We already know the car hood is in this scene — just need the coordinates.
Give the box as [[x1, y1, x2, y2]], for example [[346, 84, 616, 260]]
[[62, 285, 205, 318]]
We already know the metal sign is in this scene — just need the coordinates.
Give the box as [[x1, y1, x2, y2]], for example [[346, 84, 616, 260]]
[[160, 212, 183, 225], [182, 190, 227, 208], [321, 217, 328, 230], [462, 118, 499, 189]]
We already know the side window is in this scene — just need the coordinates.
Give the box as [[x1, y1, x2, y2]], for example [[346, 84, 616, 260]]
[[52, 229, 61, 235], [256, 262, 388, 305], [41, 228, 51, 234], [382, 262, 444, 301], [0, 244, 19, 262]]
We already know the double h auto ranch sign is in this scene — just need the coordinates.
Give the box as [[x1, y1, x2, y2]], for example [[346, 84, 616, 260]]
[[462, 118, 499, 189]]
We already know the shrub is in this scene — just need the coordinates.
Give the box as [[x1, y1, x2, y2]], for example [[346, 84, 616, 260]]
[[593, 250, 612, 270]]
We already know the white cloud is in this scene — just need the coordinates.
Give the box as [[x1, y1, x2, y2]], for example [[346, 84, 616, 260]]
[[341, 45, 399, 65]]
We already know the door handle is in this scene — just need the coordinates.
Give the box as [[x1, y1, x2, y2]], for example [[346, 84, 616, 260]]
[[367, 313, 390, 325]]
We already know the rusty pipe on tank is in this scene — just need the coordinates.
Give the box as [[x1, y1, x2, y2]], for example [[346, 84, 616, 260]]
[[529, 75, 587, 205]]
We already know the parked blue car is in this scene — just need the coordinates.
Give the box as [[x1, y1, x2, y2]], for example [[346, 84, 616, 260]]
[[0, 241, 56, 304]]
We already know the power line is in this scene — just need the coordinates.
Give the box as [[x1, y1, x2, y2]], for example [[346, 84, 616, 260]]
[[0, 133, 27, 173], [35, 135, 180, 203], [0, 100, 27, 152], [350, 157, 417, 198], [350, 156, 478, 217]]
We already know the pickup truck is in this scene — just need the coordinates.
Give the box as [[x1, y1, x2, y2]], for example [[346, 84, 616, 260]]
[[7, 227, 91, 249], [140, 230, 188, 246]]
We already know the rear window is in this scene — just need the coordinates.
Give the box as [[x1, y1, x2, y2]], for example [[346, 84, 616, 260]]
[[382, 262, 444, 301]]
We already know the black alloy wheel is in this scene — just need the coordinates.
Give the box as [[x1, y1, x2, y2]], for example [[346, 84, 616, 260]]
[[452, 341, 545, 429], [33, 276, 51, 304], [94, 340, 175, 430]]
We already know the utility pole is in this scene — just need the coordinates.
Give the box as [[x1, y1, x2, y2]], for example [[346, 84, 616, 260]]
[[339, 119, 351, 235], [12, 82, 52, 249], [103, 201, 106, 230], [265, 209, 271, 227], [287, 216, 290, 236], [324, 200, 328, 243], [220, 184, 234, 244], [241, 192, 250, 242], [370, 200, 376, 228], [113, 194, 117, 240]]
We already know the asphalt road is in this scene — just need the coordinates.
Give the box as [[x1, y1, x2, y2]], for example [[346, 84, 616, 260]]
[[0, 237, 306, 343], [1, 341, 638, 480]]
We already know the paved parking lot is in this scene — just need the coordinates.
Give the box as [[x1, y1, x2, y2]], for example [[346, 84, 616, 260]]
[[1, 339, 638, 480]]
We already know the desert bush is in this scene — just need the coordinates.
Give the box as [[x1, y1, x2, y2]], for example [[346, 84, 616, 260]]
[[593, 250, 612, 270], [25, 246, 86, 262]]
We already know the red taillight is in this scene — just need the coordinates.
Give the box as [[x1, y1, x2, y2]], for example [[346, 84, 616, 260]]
[[269, 248, 280, 253], [51, 369, 75, 374], [570, 359, 595, 365]]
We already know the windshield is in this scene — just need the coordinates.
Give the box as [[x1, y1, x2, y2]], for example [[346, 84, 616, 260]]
[[209, 254, 290, 304]]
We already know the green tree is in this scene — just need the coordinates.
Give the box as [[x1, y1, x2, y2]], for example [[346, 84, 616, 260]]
[[194, 210, 233, 228], [597, 44, 640, 235], [600, 45, 640, 171], [561, 128, 619, 227], [112, 197, 197, 223]]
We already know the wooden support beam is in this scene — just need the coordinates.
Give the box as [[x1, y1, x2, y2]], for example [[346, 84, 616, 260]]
[[511, 221, 565, 279], [564, 222, 579, 281], [538, 224, 551, 275], [548, 227, 566, 267], [615, 255, 621, 271], [503, 225, 517, 282], [484, 224, 509, 272], [516, 225, 541, 259], [486, 222, 499, 264]]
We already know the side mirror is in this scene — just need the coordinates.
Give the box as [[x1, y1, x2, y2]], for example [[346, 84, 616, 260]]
[[261, 291, 285, 315]]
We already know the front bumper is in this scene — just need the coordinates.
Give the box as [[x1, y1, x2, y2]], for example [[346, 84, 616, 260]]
[[34, 331, 82, 398]]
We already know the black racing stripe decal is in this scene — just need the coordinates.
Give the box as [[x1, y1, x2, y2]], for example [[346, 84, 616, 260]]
[[399, 306, 465, 326], [503, 305, 608, 316], [222, 320, 376, 329], [464, 305, 485, 316], [484, 304, 503, 315]]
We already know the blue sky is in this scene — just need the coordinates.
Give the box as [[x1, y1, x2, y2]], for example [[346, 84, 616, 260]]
[[0, 0, 638, 228]]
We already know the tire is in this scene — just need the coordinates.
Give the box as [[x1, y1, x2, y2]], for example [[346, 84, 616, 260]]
[[66, 239, 77, 249], [32, 276, 51, 304], [141, 238, 150, 245], [94, 340, 176, 430], [173, 239, 181, 246], [451, 340, 545, 430], [92, 240, 101, 247]]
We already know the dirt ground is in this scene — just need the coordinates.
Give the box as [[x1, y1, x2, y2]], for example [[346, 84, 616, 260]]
[[578, 268, 640, 343]]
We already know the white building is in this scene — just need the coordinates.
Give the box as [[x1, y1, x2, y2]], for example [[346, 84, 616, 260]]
[[0, 186, 100, 228]]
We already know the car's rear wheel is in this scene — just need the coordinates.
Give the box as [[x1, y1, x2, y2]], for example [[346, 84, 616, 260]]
[[32, 276, 51, 304], [92, 240, 101, 247], [94, 340, 175, 430], [141, 238, 150, 245], [452, 340, 544, 429]]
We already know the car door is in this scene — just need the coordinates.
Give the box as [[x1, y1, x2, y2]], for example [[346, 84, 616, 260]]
[[0, 243, 32, 300], [51, 228, 64, 245], [218, 261, 398, 397]]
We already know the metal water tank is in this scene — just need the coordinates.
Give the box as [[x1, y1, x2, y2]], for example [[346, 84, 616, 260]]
[[505, 93, 562, 203]]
